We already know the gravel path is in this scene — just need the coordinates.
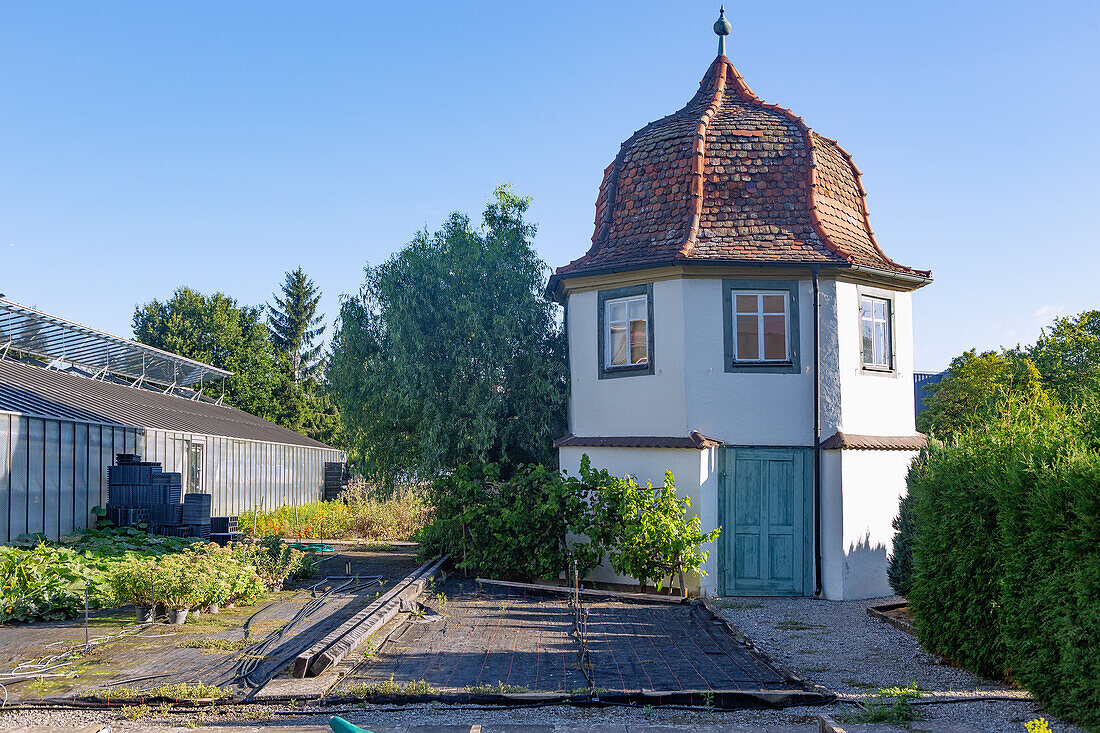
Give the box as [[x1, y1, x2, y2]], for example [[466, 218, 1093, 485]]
[[713, 595, 1084, 732]]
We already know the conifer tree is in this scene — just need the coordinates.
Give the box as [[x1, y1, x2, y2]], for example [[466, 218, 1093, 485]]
[[267, 267, 325, 386]]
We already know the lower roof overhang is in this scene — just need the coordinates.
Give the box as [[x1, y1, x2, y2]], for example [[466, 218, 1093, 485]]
[[545, 259, 933, 304]]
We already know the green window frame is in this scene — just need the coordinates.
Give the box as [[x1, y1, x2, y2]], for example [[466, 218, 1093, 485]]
[[722, 279, 801, 374], [597, 283, 655, 379]]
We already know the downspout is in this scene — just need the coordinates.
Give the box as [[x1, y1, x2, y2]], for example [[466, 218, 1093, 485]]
[[811, 265, 824, 598]]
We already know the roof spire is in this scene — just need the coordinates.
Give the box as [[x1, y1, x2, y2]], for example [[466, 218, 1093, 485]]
[[713, 6, 732, 57]]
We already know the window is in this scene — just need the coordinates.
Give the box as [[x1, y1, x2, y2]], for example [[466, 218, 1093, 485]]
[[605, 295, 648, 368], [861, 296, 892, 369], [597, 284, 654, 378], [733, 291, 789, 362], [723, 280, 800, 374]]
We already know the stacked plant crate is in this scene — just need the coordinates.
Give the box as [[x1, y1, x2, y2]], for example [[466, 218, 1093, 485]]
[[106, 454, 212, 538]]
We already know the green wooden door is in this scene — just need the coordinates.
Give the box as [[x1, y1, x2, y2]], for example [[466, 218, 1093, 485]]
[[719, 448, 812, 596]]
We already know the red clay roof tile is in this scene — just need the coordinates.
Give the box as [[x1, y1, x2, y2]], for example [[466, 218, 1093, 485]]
[[553, 56, 929, 284]]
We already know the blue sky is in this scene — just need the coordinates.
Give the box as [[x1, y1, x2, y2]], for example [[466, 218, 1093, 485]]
[[1, 1, 1096, 371]]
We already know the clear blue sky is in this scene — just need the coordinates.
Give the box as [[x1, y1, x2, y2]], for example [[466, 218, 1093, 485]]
[[2, 1, 1096, 371]]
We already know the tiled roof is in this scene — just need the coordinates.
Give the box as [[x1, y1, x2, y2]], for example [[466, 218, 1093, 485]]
[[553, 56, 929, 284], [554, 431, 723, 450], [820, 431, 931, 451], [0, 358, 334, 449]]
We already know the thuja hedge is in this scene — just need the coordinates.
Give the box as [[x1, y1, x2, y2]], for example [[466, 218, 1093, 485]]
[[907, 402, 1100, 730]]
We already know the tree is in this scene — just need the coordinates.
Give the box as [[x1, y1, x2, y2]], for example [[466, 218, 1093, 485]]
[[1028, 310, 1100, 408], [267, 267, 325, 386], [916, 349, 1048, 440], [133, 287, 280, 421], [328, 185, 568, 483]]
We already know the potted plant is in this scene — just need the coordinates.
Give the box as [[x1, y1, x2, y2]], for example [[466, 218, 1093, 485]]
[[109, 559, 155, 622], [200, 556, 233, 613], [154, 555, 203, 624]]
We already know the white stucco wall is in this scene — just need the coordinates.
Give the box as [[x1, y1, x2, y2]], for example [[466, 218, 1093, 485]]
[[682, 277, 834, 446], [557, 445, 720, 595], [835, 282, 917, 436], [820, 448, 917, 600], [567, 275, 843, 446], [566, 282, 687, 437]]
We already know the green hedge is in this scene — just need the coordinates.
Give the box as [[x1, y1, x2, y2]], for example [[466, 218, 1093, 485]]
[[908, 402, 1100, 730]]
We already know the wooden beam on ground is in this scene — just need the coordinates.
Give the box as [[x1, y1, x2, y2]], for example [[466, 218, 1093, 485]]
[[293, 555, 448, 678]]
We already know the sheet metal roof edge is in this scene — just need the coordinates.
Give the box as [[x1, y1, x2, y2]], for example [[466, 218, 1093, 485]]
[[0, 408, 345, 455], [0, 359, 340, 451]]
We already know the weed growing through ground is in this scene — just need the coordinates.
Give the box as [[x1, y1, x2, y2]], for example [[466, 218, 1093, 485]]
[[499, 601, 510, 612], [711, 599, 764, 610], [435, 592, 448, 613], [344, 675, 437, 698], [118, 704, 151, 721], [774, 618, 826, 631], [842, 681, 921, 725], [176, 632, 255, 651], [703, 689, 714, 709], [109, 681, 231, 700], [642, 704, 655, 718], [466, 681, 530, 694], [403, 679, 436, 695], [1025, 718, 1053, 733]]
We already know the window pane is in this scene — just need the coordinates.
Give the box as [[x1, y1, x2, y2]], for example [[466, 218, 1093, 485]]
[[736, 315, 759, 360], [628, 297, 646, 322], [763, 315, 787, 360], [874, 322, 887, 365], [861, 297, 873, 320], [608, 300, 626, 325], [862, 319, 874, 364], [762, 294, 785, 314], [735, 294, 758, 314], [609, 323, 628, 365], [629, 318, 647, 364], [874, 300, 887, 320]]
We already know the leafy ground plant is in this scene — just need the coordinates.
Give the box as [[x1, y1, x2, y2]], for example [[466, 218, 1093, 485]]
[[842, 682, 921, 724], [465, 682, 530, 694], [176, 633, 255, 651], [108, 682, 231, 700]]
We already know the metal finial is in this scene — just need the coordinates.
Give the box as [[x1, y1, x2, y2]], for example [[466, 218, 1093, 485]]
[[713, 6, 732, 56]]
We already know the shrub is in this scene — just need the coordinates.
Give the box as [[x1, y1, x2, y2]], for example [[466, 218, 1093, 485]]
[[0, 544, 90, 622], [417, 462, 589, 580], [239, 489, 430, 542], [228, 538, 305, 589], [153, 554, 207, 610], [417, 455, 720, 591], [108, 558, 156, 609], [239, 501, 353, 539], [886, 491, 916, 597], [341, 482, 430, 541], [908, 399, 1100, 729], [577, 456, 719, 593]]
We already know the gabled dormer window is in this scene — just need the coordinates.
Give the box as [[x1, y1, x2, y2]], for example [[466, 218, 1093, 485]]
[[597, 284, 654, 379], [723, 280, 801, 374]]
